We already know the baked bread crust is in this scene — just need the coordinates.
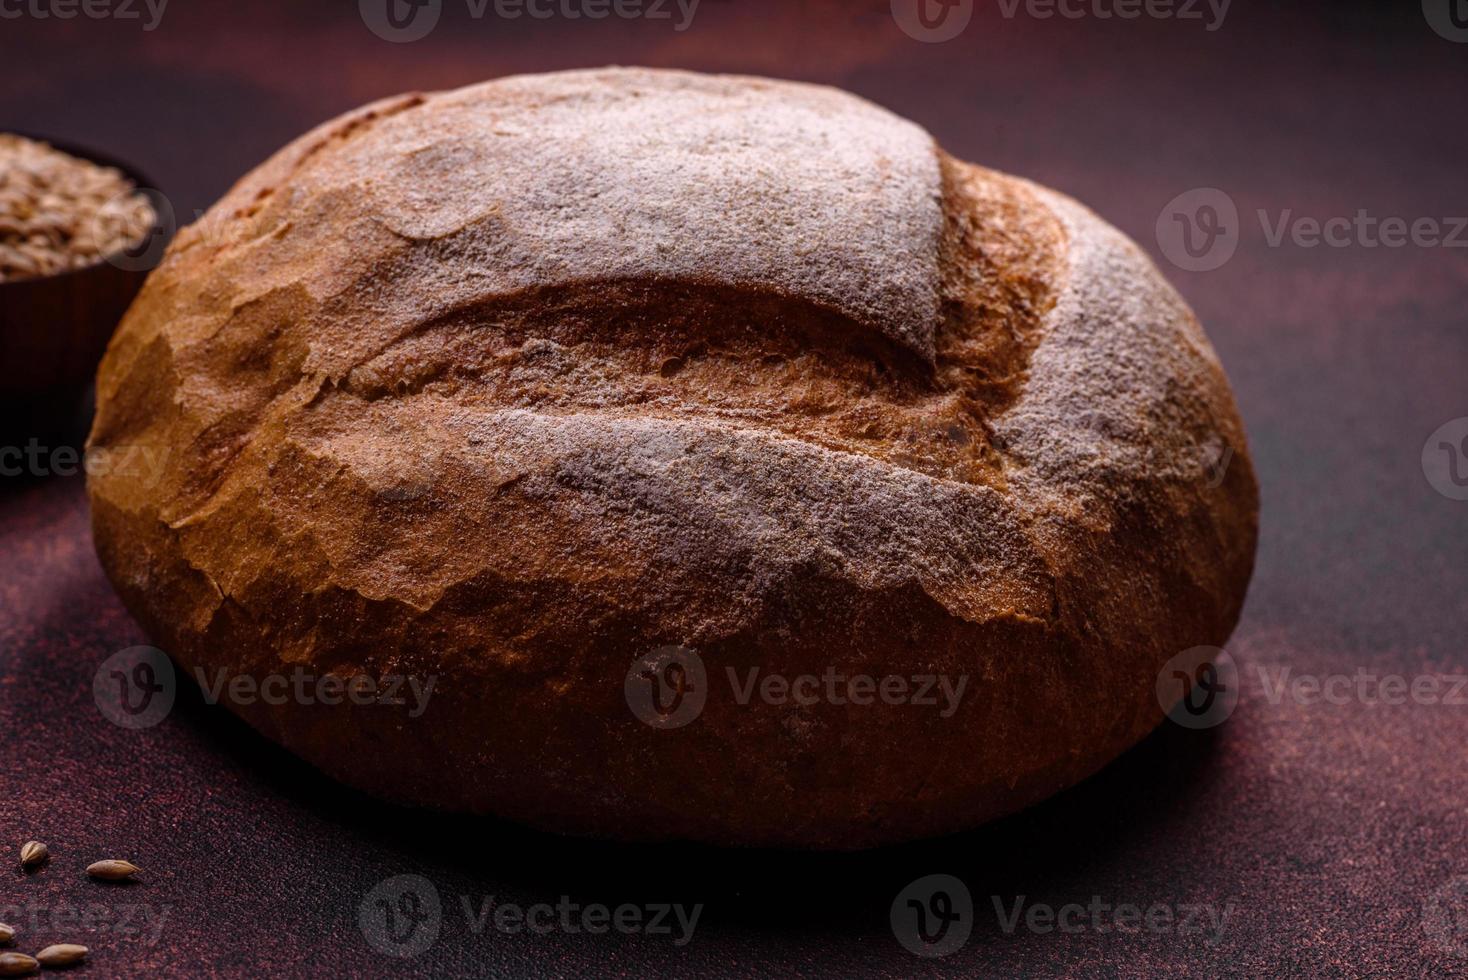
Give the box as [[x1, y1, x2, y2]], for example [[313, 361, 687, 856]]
[[87, 67, 1257, 848]]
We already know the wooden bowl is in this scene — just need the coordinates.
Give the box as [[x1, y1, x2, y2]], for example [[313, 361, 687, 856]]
[[0, 136, 170, 443]]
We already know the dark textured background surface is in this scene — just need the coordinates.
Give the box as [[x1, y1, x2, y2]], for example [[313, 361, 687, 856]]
[[2, 1, 1466, 976]]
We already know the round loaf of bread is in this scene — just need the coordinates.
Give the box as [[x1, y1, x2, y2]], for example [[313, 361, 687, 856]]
[[87, 67, 1257, 848]]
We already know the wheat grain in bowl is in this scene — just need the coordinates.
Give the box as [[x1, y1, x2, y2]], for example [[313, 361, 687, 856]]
[[0, 134, 156, 282]]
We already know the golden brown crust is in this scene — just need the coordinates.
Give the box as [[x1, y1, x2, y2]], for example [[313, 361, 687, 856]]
[[87, 68, 1257, 848]]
